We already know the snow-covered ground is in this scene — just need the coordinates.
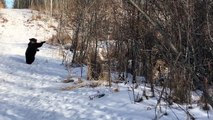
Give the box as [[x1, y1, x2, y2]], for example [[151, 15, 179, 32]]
[[0, 9, 212, 120]]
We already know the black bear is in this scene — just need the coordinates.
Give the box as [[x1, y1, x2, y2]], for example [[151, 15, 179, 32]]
[[25, 38, 46, 64]]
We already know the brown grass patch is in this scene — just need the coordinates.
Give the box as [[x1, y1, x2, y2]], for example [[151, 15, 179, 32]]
[[62, 79, 74, 83], [61, 80, 107, 91], [61, 83, 86, 91]]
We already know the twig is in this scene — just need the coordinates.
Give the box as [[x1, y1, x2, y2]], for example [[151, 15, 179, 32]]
[[127, 87, 133, 103], [168, 105, 180, 120], [176, 104, 195, 120], [154, 85, 165, 120]]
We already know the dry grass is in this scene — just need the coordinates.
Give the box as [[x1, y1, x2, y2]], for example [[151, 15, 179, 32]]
[[62, 79, 74, 83], [61, 80, 108, 91], [0, 2, 4, 9], [47, 33, 72, 45], [61, 83, 86, 91]]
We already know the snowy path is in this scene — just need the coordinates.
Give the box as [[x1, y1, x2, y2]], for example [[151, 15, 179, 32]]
[[0, 9, 212, 120]]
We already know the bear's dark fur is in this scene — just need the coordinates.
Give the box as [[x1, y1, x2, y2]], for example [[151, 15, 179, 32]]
[[25, 38, 45, 64]]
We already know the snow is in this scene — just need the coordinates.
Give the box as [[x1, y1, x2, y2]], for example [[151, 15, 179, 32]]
[[0, 9, 212, 120]]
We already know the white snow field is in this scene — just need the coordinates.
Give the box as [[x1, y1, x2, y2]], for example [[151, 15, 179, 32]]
[[0, 9, 212, 120]]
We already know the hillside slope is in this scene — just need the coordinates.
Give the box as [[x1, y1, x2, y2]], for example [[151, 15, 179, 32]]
[[0, 9, 212, 120]]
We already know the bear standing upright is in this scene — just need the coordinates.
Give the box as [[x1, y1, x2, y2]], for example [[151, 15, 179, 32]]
[[25, 38, 46, 64]]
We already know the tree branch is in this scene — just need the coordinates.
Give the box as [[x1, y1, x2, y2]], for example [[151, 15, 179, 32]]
[[128, 0, 179, 55]]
